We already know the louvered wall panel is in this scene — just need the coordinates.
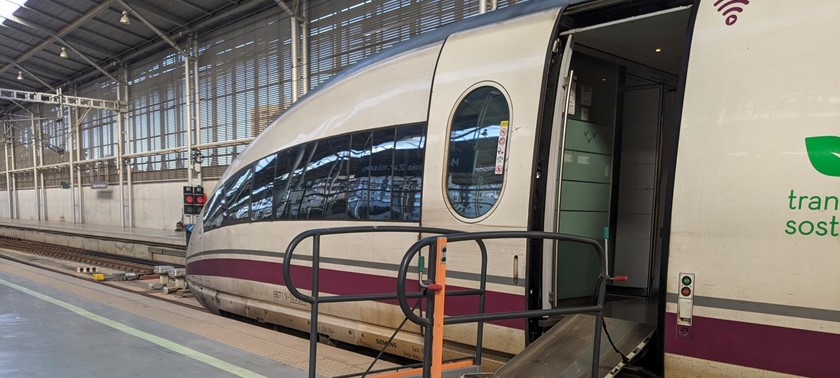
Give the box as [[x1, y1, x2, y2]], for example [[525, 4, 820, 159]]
[[197, 7, 290, 170]]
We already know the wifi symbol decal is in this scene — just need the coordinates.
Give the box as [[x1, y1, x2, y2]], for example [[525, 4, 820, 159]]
[[714, 0, 749, 26]]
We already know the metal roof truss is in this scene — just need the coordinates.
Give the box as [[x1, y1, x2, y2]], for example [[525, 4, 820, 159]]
[[0, 87, 119, 111]]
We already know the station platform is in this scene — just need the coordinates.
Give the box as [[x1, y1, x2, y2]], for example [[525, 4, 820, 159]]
[[0, 251, 394, 378], [0, 218, 188, 265], [0, 218, 186, 248]]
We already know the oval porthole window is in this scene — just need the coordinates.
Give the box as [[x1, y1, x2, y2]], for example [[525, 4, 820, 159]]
[[446, 86, 510, 219]]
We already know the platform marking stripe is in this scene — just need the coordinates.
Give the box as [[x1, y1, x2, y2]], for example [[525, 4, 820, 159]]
[[0, 278, 267, 378]]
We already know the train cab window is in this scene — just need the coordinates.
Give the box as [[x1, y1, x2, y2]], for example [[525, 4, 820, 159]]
[[203, 186, 225, 231], [250, 154, 277, 222], [202, 124, 426, 230], [368, 129, 396, 220], [274, 145, 309, 219], [224, 166, 254, 224], [235, 124, 428, 224], [294, 136, 351, 219], [392, 124, 425, 221], [446, 86, 510, 219], [347, 131, 373, 219]]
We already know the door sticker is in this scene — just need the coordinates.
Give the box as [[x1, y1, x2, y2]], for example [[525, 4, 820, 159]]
[[714, 0, 750, 26], [805, 136, 840, 177], [784, 137, 840, 237]]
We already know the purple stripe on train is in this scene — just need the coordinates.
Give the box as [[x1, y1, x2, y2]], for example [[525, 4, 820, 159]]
[[665, 312, 837, 377], [187, 258, 526, 329]]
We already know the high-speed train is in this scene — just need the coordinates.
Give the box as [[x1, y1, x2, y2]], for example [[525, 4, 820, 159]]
[[186, 0, 840, 376]]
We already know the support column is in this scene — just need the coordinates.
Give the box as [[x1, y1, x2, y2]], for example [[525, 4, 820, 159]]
[[479, 0, 497, 14], [37, 106, 46, 220], [301, 0, 310, 96], [192, 35, 202, 187], [126, 164, 133, 227], [291, 13, 300, 103], [3, 123, 11, 218], [9, 125, 17, 219], [122, 66, 134, 228], [65, 92, 77, 224], [30, 112, 40, 220], [184, 37, 193, 189], [184, 36, 194, 225], [74, 86, 84, 223], [116, 74, 126, 228]]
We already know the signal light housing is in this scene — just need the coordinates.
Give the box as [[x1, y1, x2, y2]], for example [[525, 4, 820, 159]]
[[183, 185, 205, 215], [677, 273, 695, 327]]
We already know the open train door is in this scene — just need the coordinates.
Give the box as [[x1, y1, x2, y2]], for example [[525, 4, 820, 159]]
[[524, 2, 694, 375], [534, 4, 691, 306]]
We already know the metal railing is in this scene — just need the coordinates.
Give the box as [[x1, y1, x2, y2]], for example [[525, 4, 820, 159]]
[[282, 225, 490, 378], [283, 227, 607, 378], [396, 231, 607, 378]]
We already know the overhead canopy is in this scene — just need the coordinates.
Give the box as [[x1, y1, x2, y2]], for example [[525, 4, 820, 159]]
[[0, 0, 283, 108]]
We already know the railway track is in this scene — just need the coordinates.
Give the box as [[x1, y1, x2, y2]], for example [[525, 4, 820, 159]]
[[0, 235, 160, 274], [0, 236, 203, 312]]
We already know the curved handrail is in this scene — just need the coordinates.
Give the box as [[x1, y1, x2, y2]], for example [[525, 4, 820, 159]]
[[282, 225, 472, 304], [395, 230, 608, 378], [397, 230, 605, 326], [281, 225, 490, 378]]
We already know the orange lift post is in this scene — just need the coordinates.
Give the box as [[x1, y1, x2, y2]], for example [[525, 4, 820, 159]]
[[370, 236, 475, 378]]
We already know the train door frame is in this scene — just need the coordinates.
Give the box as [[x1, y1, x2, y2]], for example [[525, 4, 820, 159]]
[[524, 16, 571, 343], [525, 4, 699, 373]]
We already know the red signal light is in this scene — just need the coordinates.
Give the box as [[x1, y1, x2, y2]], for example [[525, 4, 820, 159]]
[[183, 186, 205, 215], [680, 287, 691, 297]]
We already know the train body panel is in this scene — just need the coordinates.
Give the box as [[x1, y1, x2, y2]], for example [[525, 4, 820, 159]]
[[416, 11, 563, 336], [188, 219, 530, 353], [187, 4, 566, 358], [222, 42, 442, 183], [420, 7, 559, 231], [672, 0, 840, 318], [665, 1, 840, 376], [186, 0, 840, 375]]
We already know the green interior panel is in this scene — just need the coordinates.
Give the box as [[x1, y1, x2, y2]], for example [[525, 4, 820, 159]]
[[559, 182, 611, 212], [554, 54, 618, 302], [557, 211, 609, 239], [562, 151, 612, 184], [564, 120, 613, 155]]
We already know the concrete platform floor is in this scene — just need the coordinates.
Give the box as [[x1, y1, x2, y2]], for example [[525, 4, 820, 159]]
[[0, 218, 185, 247], [0, 249, 396, 377]]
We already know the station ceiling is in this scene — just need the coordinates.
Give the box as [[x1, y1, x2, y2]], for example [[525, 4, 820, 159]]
[[0, 0, 288, 109]]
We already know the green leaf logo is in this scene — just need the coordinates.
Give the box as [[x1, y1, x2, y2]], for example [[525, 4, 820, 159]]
[[805, 136, 840, 177]]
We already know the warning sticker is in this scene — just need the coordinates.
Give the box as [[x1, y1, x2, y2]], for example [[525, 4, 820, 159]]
[[495, 121, 509, 175]]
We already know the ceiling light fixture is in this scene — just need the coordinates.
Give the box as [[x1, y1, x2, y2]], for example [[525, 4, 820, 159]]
[[59, 47, 68, 59], [120, 10, 130, 25], [16, 71, 23, 80]]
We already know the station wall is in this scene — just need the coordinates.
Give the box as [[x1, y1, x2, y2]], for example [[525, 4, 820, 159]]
[[0, 1, 528, 232], [1, 180, 218, 230]]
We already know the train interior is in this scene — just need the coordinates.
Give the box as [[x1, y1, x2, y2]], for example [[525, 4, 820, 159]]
[[525, 6, 692, 376]]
